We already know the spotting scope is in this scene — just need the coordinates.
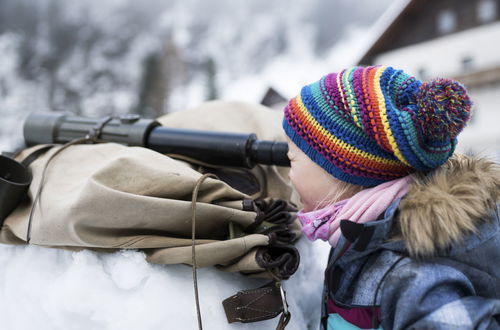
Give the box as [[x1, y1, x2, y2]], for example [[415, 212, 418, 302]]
[[23, 113, 290, 168]]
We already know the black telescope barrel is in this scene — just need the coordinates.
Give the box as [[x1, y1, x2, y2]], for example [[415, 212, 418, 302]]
[[146, 127, 290, 168], [23, 112, 290, 168], [147, 127, 256, 168]]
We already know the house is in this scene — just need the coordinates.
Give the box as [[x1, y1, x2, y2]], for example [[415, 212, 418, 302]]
[[260, 87, 287, 109], [358, 0, 500, 159]]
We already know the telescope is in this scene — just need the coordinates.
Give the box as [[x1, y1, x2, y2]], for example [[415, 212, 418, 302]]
[[23, 113, 291, 169]]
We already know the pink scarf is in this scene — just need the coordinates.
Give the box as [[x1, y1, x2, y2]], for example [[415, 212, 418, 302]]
[[297, 176, 410, 247]]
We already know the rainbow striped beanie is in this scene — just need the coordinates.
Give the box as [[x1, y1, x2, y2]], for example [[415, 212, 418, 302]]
[[283, 66, 472, 187]]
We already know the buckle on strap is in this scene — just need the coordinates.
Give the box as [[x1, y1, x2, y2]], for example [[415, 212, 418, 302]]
[[222, 281, 288, 324], [278, 282, 289, 317], [85, 116, 113, 141]]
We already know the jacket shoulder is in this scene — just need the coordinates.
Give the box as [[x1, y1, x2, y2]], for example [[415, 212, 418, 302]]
[[350, 250, 410, 306], [379, 260, 500, 329]]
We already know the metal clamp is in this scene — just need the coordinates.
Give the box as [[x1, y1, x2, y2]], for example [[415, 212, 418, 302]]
[[85, 116, 113, 141], [278, 282, 289, 316]]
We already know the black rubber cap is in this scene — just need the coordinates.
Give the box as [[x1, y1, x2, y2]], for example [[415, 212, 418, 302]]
[[0, 155, 32, 224]]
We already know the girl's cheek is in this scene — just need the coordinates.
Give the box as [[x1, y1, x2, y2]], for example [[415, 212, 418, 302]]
[[287, 164, 295, 181], [289, 174, 306, 203], [288, 168, 299, 188]]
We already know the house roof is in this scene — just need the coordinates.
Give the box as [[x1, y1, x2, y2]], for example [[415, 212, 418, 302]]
[[357, 0, 418, 65]]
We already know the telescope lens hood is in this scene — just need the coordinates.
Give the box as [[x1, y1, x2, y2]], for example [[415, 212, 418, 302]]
[[0, 155, 32, 224]]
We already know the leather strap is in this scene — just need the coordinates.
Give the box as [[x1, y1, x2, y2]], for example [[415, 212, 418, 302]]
[[223, 282, 288, 324], [21, 145, 56, 168]]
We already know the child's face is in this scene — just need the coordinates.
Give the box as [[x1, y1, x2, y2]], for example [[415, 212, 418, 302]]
[[286, 138, 343, 212]]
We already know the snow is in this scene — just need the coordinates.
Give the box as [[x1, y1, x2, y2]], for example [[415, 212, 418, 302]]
[[0, 239, 330, 330]]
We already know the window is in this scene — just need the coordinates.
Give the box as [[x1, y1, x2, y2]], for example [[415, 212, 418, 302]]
[[437, 9, 457, 34], [462, 57, 474, 71], [478, 0, 498, 23], [418, 68, 427, 80]]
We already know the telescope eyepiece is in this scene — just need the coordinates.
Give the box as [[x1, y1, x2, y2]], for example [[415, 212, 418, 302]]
[[250, 140, 290, 167]]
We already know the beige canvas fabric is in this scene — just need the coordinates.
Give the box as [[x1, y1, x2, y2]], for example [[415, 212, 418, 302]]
[[1, 101, 300, 277]]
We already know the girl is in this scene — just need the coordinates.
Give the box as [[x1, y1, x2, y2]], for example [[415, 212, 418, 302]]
[[282, 66, 500, 329]]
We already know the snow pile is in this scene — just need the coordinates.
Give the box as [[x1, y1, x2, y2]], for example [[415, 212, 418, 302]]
[[0, 238, 329, 329]]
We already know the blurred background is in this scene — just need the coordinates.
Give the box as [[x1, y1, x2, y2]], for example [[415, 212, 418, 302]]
[[0, 0, 499, 158]]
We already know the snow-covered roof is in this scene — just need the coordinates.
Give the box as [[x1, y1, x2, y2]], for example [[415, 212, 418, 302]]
[[356, 0, 414, 65]]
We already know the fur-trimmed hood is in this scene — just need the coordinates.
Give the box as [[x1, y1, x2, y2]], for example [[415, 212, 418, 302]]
[[397, 154, 500, 257]]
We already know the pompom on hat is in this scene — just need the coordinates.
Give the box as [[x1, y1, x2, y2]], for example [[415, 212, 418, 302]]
[[283, 66, 472, 187]]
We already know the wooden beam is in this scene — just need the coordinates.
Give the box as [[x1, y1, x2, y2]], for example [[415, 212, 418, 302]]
[[453, 66, 500, 87]]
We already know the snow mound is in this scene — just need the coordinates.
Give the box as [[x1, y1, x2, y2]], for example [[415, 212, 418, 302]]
[[0, 238, 330, 330]]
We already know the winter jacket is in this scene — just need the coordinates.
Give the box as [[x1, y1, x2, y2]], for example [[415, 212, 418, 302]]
[[321, 155, 500, 330]]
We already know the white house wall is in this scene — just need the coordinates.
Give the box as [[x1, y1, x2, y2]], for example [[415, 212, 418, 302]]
[[456, 82, 500, 158], [374, 21, 500, 78], [373, 22, 500, 159]]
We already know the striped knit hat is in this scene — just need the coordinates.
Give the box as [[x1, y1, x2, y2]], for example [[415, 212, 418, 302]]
[[283, 66, 472, 187]]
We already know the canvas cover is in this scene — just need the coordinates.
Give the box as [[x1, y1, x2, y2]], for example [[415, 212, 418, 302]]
[[0, 101, 301, 279]]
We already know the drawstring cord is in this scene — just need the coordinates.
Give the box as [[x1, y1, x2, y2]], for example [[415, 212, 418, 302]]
[[191, 175, 291, 330], [191, 173, 218, 330]]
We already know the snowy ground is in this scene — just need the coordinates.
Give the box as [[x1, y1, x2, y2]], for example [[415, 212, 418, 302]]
[[0, 238, 330, 330]]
